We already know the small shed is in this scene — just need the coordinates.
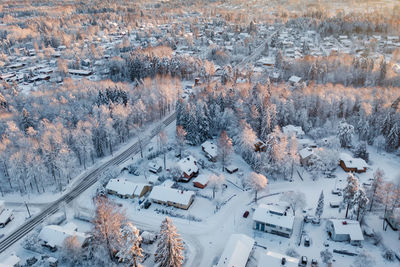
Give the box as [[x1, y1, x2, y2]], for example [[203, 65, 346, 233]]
[[193, 175, 209, 189], [148, 161, 162, 174], [299, 147, 314, 166], [225, 165, 239, 174], [201, 140, 218, 162]]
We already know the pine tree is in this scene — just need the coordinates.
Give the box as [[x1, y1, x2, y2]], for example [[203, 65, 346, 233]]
[[315, 190, 324, 218], [154, 217, 184, 267], [343, 173, 359, 218], [116, 223, 143, 267], [386, 122, 399, 151], [337, 120, 354, 148], [353, 142, 369, 162]]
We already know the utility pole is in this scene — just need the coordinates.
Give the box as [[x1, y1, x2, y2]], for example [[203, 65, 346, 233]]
[[24, 201, 31, 218]]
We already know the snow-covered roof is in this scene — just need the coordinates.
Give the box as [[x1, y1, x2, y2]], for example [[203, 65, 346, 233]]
[[289, 75, 302, 83], [0, 255, 20, 267], [299, 147, 314, 159], [253, 204, 295, 230], [106, 178, 149, 196], [38, 223, 89, 248], [0, 209, 13, 224], [225, 165, 238, 172], [160, 179, 175, 188], [339, 152, 368, 170], [178, 155, 198, 176], [193, 175, 209, 185], [147, 174, 159, 184], [258, 251, 299, 267], [329, 219, 364, 241], [201, 140, 218, 158], [282, 125, 304, 137], [148, 186, 194, 206], [216, 234, 254, 267]]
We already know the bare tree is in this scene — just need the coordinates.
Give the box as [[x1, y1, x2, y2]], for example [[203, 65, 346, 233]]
[[116, 222, 143, 267], [208, 174, 225, 199], [248, 172, 268, 203], [218, 131, 233, 172], [280, 191, 306, 216]]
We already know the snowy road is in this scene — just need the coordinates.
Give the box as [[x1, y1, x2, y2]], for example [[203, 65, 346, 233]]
[[0, 112, 176, 255]]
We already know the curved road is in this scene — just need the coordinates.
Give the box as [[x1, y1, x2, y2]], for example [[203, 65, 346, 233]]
[[0, 112, 176, 254]]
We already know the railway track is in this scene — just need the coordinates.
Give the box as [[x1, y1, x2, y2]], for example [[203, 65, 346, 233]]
[[0, 112, 176, 254]]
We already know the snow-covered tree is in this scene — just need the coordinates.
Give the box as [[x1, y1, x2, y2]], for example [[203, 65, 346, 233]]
[[154, 217, 184, 267], [368, 169, 384, 211], [315, 191, 324, 218], [352, 250, 376, 267], [61, 235, 83, 265], [280, 191, 306, 216], [343, 173, 359, 218], [353, 142, 369, 162], [218, 131, 233, 172], [248, 172, 268, 203], [208, 174, 225, 199], [92, 197, 127, 260], [354, 187, 369, 221], [320, 249, 333, 265], [337, 120, 354, 148], [116, 222, 143, 267]]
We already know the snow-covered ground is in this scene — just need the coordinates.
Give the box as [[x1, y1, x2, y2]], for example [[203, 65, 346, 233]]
[[2, 119, 399, 267]]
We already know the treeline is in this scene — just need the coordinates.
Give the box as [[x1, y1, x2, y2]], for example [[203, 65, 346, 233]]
[[0, 75, 180, 195], [108, 46, 203, 82], [177, 80, 400, 179]]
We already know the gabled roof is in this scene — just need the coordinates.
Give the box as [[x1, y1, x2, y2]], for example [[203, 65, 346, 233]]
[[39, 223, 89, 248], [289, 75, 302, 83], [299, 147, 314, 159], [178, 155, 198, 175], [106, 178, 149, 196], [339, 152, 368, 170], [148, 186, 194, 205], [216, 234, 254, 267], [201, 140, 218, 158], [192, 175, 209, 185]]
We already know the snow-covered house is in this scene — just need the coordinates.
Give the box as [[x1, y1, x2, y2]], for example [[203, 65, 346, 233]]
[[105, 178, 151, 199], [38, 222, 90, 250], [192, 175, 209, 189], [326, 219, 364, 245], [0, 254, 20, 267], [148, 186, 195, 210], [216, 234, 254, 267], [177, 155, 199, 182], [288, 75, 302, 86], [339, 153, 368, 173], [148, 161, 162, 174], [258, 250, 299, 267], [299, 147, 314, 166], [282, 125, 305, 138], [252, 204, 294, 238], [201, 140, 218, 162], [225, 165, 238, 174], [147, 174, 160, 184]]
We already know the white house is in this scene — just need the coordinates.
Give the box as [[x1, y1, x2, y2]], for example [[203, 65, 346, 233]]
[[148, 186, 195, 210], [299, 147, 314, 166], [177, 155, 199, 181], [201, 140, 218, 162], [252, 204, 294, 238], [105, 178, 151, 199], [326, 219, 364, 245], [258, 250, 299, 267], [282, 125, 305, 138], [38, 222, 90, 249], [216, 234, 254, 267]]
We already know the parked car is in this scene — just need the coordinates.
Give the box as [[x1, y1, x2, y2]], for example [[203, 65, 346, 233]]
[[304, 215, 314, 223], [311, 259, 318, 267], [299, 256, 308, 266], [243, 211, 250, 218], [304, 236, 310, 247], [330, 201, 340, 208], [143, 201, 151, 209], [326, 173, 336, 179], [331, 188, 341, 195], [312, 217, 321, 225]]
